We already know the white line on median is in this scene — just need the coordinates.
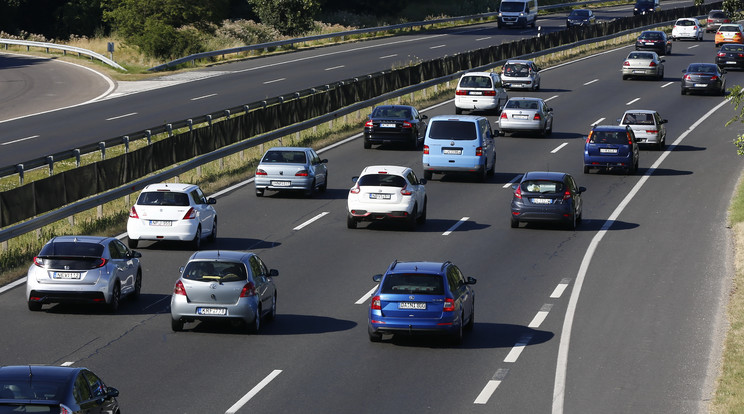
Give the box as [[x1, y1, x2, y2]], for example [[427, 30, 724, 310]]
[[106, 113, 137, 121], [443, 217, 469, 236], [626, 98, 640, 105], [583, 79, 598, 85], [356, 285, 378, 305], [225, 369, 282, 414], [504, 334, 533, 363], [591, 118, 605, 126], [191, 94, 218, 101], [293, 212, 329, 231], [1, 135, 39, 146], [551, 143, 568, 153]]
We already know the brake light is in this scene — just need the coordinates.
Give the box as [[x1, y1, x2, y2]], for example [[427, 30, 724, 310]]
[[94, 258, 108, 268], [240, 282, 256, 297], [533, 113, 541, 120], [182, 208, 197, 220], [711, 75, 719, 80], [455, 89, 468, 95], [295, 170, 309, 176], [402, 121, 412, 129], [423, 145, 429, 154], [684, 74, 692, 80], [563, 189, 572, 200], [33, 256, 44, 267], [350, 186, 360, 194], [174, 280, 187, 296], [475, 147, 483, 156], [400, 185, 412, 196], [645, 129, 658, 134], [649, 61, 657, 67], [129, 206, 139, 219], [586, 132, 593, 143], [623, 61, 630, 66], [255, 169, 267, 176], [718, 52, 726, 57], [59, 404, 72, 414], [483, 90, 496, 96], [627, 132, 634, 145], [371, 295, 381, 310], [500, 112, 508, 119], [514, 186, 522, 199], [365, 120, 374, 127], [443, 298, 455, 312]]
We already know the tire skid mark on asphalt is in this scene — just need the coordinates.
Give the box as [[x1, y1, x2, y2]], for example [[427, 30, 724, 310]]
[[225, 369, 282, 414]]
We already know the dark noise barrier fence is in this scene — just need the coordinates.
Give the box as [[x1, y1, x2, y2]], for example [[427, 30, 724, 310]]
[[0, 3, 720, 228]]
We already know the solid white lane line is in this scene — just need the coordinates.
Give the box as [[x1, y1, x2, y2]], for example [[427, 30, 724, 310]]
[[661, 82, 674, 88], [550, 279, 571, 298], [356, 285, 379, 305], [592, 118, 605, 126], [379, 54, 398, 59], [263, 78, 286, 84], [430, 44, 446, 49], [443, 217, 469, 236], [61, 362, 74, 366], [529, 304, 553, 328], [191, 93, 218, 101], [225, 370, 282, 414], [1, 135, 39, 146], [476, 37, 492, 41], [584, 79, 598, 85], [626, 97, 641, 105], [106, 113, 137, 121], [293, 212, 329, 231], [503, 175, 522, 189], [545, 95, 559, 102], [504, 334, 533, 363], [552, 98, 732, 414], [0, 277, 26, 293], [474, 368, 509, 404], [551, 143, 568, 153], [325, 65, 345, 71]]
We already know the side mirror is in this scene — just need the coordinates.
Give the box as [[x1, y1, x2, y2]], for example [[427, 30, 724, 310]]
[[421, 114, 428, 120], [419, 178, 427, 185], [372, 274, 382, 282], [660, 59, 665, 63], [578, 186, 587, 194], [466, 277, 477, 285], [106, 387, 119, 398], [131, 251, 142, 258], [320, 159, 329, 164], [352, 176, 359, 183], [269, 269, 279, 277], [616, 118, 622, 123], [207, 197, 217, 205], [511, 183, 518, 190], [661, 119, 668, 124], [179, 266, 185, 274], [547, 107, 553, 112]]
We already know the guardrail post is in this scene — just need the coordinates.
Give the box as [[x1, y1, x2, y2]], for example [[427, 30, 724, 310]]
[[206, 115, 212, 127], [73, 149, 81, 167], [224, 109, 231, 120], [46, 156, 53, 176], [99, 142, 106, 160], [145, 130, 152, 145], [122, 136, 129, 153], [16, 164, 24, 186], [187, 119, 193, 131], [243, 105, 250, 114], [97, 205, 103, 219], [166, 123, 173, 137]]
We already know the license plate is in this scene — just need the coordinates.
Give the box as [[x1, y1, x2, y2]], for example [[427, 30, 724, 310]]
[[443, 149, 462, 155], [271, 180, 291, 187], [149, 220, 172, 226], [399, 302, 426, 310], [531, 198, 553, 204], [380, 123, 396, 128], [53, 272, 81, 280], [644, 42, 655, 45], [694, 83, 707, 87], [469, 91, 483, 95], [369, 193, 392, 200], [632, 70, 645, 73], [727, 61, 737, 64], [513, 114, 529, 119], [600, 148, 618, 154], [196, 307, 227, 315]]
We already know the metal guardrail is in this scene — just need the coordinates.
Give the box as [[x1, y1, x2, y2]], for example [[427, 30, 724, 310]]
[[0, 39, 125, 71]]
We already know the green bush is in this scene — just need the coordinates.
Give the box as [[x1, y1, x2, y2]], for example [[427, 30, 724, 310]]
[[248, 0, 320, 36]]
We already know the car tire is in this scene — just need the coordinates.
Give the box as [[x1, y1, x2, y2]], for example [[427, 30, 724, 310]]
[[346, 214, 357, 229], [465, 303, 475, 331], [451, 316, 464, 345], [208, 217, 217, 242], [364, 140, 371, 149], [583, 165, 590, 174], [622, 74, 628, 80], [107, 283, 120, 313], [132, 271, 142, 301], [248, 306, 261, 334], [658, 68, 664, 80], [28, 301, 42, 311], [319, 175, 328, 192], [407, 205, 418, 231], [424, 171, 433, 180], [191, 226, 201, 250], [657, 139, 665, 151], [171, 318, 184, 332], [369, 327, 383, 342], [127, 238, 138, 249], [681, 88, 687, 95], [455, 107, 463, 115], [487, 154, 496, 176], [256, 188, 264, 197], [417, 198, 427, 225], [567, 213, 577, 231], [510, 217, 519, 228], [477, 166, 487, 183], [267, 293, 277, 321], [304, 181, 315, 198]]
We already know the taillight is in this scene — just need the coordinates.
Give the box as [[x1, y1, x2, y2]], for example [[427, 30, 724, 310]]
[[718, 52, 726, 57], [423, 145, 429, 154], [94, 258, 108, 268], [371, 295, 381, 310], [500, 112, 508, 119], [514, 186, 522, 199], [182, 207, 196, 220], [240, 282, 256, 297], [365, 120, 374, 127], [475, 147, 483, 156], [711, 75, 719, 80], [627, 132, 634, 145], [443, 298, 455, 312], [563, 189, 572, 200], [255, 169, 267, 176], [684, 74, 691, 80], [649, 61, 657, 67], [455, 89, 468, 95], [295, 170, 309, 176], [402, 121, 412, 129], [533, 113, 541, 120], [483, 90, 496, 96], [739, 53, 744, 58], [33, 256, 44, 267], [350, 186, 360, 194], [59, 404, 72, 414], [174, 280, 187, 296], [586, 132, 593, 143], [645, 129, 658, 134], [623, 61, 630, 66], [400, 185, 412, 196], [129, 206, 139, 219]]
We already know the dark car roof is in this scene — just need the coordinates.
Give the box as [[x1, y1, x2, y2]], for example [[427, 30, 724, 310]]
[[0, 365, 80, 382], [522, 171, 568, 181]]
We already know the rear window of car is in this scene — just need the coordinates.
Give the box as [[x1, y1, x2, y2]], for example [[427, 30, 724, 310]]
[[722, 44, 744, 52], [459, 75, 493, 89], [676, 19, 695, 26], [39, 242, 104, 258], [137, 191, 189, 206], [687, 64, 716, 73], [710, 11, 727, 19], [621, 112, 655, 125], [0, 381, 63, 400], [503, 63, 531, 77], [569, 10, 590, 17], [183, 261, 247, 282], [505, 99, 540, 110], [719, 25, 740, 32], [427, 120, 478, 140], [262, 151, 307, 164], [0, 404, 59, 413], [371, 107, 411, 119], [589, 130, 629, 144], [627, 52, 654, 60], [358, 174, 406, 188], [521, 180, 564, 193], [381, 273, 445, 295], [639, 32, 662, 40]]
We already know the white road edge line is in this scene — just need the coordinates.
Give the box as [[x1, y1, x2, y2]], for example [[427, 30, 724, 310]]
[[191, 94, 218, 101], [106, 113, 137, 121], [293, 212, 329, 231], [443, 217, 469, 236], [325, 65, 345, 71], [504, 334, 534, 363], [430, 45, 446, 49], [545, 95, 559, 102], [503, 175, 522, 189], [591, 118, 605, 126], [551, 143, 568, 153], [356, 285, 378, 305], [474, 368, 509, 405], [1, 135, 40, 146], [476, 37, 492, 41], [552, 98, 732, 414], [263, 78, 286, 84], [379, 54, 397, 59], [0, 277, 26, 294], [225, 369, 282, 414]]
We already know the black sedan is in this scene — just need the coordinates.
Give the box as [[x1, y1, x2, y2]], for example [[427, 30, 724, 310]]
[[635, 31, 672, 55], [716, 43, 744, 69], [0, 365, 120, 414], [510, 171, 586, 230], [681, 63, 726, 95], [566, 9, 596, 28], [363, 105, 427, 149]]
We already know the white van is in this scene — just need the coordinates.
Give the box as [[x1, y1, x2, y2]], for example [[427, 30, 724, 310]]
[[498, 0, 538, 29]]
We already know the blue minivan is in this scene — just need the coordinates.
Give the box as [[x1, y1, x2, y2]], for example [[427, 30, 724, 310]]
[[583, 125, 639, 174], [422, 115, 496, 181]]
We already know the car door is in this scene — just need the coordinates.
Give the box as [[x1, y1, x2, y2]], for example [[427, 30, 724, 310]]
[[479, 118, 495, 167], [491, 73, 509, 109], [653, 112, 666, 142], [309, 149, 327, 186], [248, 256, 273, 312], [566, 175, 582, 217], [83, 370, 117, 414], [191, 188, 215, 233], [406, 170, 426, 215], [110, 240, 135, 295], [447, 266, 470, 320]]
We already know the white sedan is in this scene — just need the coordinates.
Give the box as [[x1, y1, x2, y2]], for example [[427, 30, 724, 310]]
[[622, 51, 665, 80]]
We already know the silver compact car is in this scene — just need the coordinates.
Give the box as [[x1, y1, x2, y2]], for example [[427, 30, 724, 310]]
[[26, 236, 142, 312], [170, 250, 278, 333], [501, 60, 541, 90], [255, 147, 328, 197], [622, 51, 664, 80], [618, 109, 668, 150], [498, 97, 554, 137]]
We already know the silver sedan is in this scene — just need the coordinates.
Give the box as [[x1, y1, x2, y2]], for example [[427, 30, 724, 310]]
[[622, 51, 665, 80], [498, 97, 554, 137], [255, 147, 328, 197]]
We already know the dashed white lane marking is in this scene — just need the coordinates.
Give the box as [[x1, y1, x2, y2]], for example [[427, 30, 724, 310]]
[[430, 44, 446, 49], [528, 304, 553, 328], [443, 217, 469, 235], [591, 117, 605, 126], [504, 334, 534, 363], [379, 54, 397, 59], [661, 82, 674, 88], [263, 78, 285, 84], [293, 212, 329, 231], [225, 370, 282, 414], [325, 66, 344, 71], [106, 112, 137, 121], [476, 37, 492, 41], [1, 135, 39, 146], [545, 95, 558, 102], [356, 285, 378, 305], [503, 175, 522, 189], [550, 278, 571, 298], [474, 368, 509, 404], [626, 97, 641, 105], [551, 143, 568, 153], [191, 93, 217, 101], [584, 79, 598, 85], [688, 44, 699, 49], [61, 362, 74, 366]]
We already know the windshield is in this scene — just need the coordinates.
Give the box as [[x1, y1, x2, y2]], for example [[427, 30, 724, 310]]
[[500, 2, 526, 12]]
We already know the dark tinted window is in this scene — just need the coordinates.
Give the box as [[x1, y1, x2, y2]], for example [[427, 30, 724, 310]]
[[39, 242, 103, 258], [381, 273, 445, 295], [521, 180, 564, 193], [687, 64, 717, 73], [262, 151, 307, 164], [639, 32, 662, 40], [137, 191, 189, 206], [183, 261, 247, 282], [506, 99, 540, 110], [569, 10, 590, 17], [719, 25, 740, 32], [427, 120, 478, 140], [0, 381, 63, 400], [371, 107, 412, 119], [722, 44, 744, 52], [82, 371, 105, 398], [0, 405, 59, 413], [710, 11, 727, 18], [358, 174, 406, 187], [459, 75, 493, 88], [676, 19, 695, 26], [589, 130, 629, 144], [74, 373, 91, 402], [622, 112, 655, 125]]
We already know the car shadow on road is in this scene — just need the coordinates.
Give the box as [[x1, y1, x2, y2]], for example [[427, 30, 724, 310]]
[[669, 144, 705, 152], [180, 314, 357, 335], [640, 167, 693, 176], [41, 293, 171, 316], [357, 218, 489, 233], [134, 238, 281, 251], [515, 219, 638, 231], [378, 323, 553, 349]]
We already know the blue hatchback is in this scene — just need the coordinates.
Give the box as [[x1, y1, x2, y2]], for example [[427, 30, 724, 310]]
[[368, 260, 476, 344], [583, 125, 639, 174]]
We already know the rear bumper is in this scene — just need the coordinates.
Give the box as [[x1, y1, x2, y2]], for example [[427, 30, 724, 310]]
[[27, 289, 107, 305], [255, 176, 313, 191], [170, 295, 257, 324], [127, 219, 198, 242]]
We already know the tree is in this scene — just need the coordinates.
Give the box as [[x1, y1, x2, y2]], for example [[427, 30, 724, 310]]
[[728, 86, 744, 155], [248, 0, 319, 36]]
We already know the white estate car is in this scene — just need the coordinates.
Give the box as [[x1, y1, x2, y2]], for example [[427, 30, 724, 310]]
[[347, 165, 427, 230], [127, 183, 217, 249], [454, 72, 509, 115]]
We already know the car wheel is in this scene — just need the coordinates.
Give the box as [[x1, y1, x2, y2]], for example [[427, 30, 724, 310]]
[[127, 238, 138, 249], [478, 166, 487, 183], [622, 74, 628, 80], [107, 283, 120, 313], [256, 188, 264, 197], [681, 88, 687, 95], [191, 226, 201, 250], [132, 271, 142, 301], [510, 217, 519, 228], [267, 293, 277, 321], [363, 140, 371, 149], [487, 153, 496, 176], [577, 209, 583, 223], [424, 171, 433, 180], [319, 174, 328, 192], [583, 165, 590, 174], [248, 306, 261, 334], [407, 205, 418, 231], [208, 217, 217, 242], [304, 181, 315, 198], [451, 315, 464, 345], [455, 107, 463, 115], [417, 198, 427, 225], [465, 302, 475, 331], [369, 327, 383, 342], [171, 318, 184, 332], [567, 212, 577, 230], [346, 214, 357, 229], [657, 138, 665, 151], [658, 69, 664, 80], [28, 301, 42, 311]]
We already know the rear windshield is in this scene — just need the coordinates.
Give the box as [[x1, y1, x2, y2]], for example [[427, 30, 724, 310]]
[[458, 75, 492, 89], [589, 130, 629, 144], [503, 63, 531, 77], [372, 107, 411, 119], [687, 64, 716, 73], [719, 25, 740, 32], [639, 32, 663, 40], [627, 52, 654, 60], [381, 273, 445, 295], [183, 261, 247, 282], [621, 113, 655, 125], [136, 191, 189, 206], [722, 44, 744, 52], [676, 19, 695, 26], [262, 151, 307, 164], [39, 242, 104, 258], [0, 405, 59, 413], [505, 99, 540, 110], [710, 12, 727, 18], [0, 381, 63, 400], [521, 180, 564, 193], [569, 10, 590, 17], [358, 174, 406, 188], [427, 120, 478, 140]]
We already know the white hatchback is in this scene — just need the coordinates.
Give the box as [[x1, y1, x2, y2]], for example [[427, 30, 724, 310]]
[[127, 183, 217, 249], [347, 166, 427, 230], [671, 18, 703, 41]]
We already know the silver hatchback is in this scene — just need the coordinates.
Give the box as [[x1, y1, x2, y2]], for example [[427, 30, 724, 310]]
[[170, 250, 278, 333], [498, 97, 554, 137], [255, 147, 328, 197], [501, 60, 541, 90], [618, 109, 668, 150]]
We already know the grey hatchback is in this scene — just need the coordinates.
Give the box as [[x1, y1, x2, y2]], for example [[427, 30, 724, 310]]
[[170, 250, 278, 333], [511, 171, 586, 230]]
